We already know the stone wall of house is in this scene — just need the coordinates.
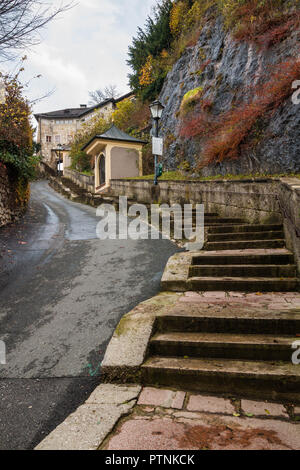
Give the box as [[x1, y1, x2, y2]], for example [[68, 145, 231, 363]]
[[110, 177, 300, 271], [36, 102, 115, 167], [0, 163, 28, 227], [37, 118, 80, 166]]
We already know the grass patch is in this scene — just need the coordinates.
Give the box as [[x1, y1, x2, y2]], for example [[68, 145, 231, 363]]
[[126, 172, 300, 181], [80, 170, 94, 176]]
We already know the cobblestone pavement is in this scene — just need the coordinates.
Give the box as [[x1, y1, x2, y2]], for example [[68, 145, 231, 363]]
[[102, 386, 300, 451]]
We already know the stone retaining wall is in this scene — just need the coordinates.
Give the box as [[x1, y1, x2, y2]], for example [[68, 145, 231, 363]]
[[0, 163, 27, 227], [110, 178, 282, 223], [39, 161, 56, 178], [64, 168, 94, 193], [110, 177, 300, 271], [278, 179, 300, 273]]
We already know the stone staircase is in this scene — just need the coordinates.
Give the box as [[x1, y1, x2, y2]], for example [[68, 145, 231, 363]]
[[175, 211, 298, 292], [49, 176, 115, 208], [142, 304, 300, 402], [142, 210, 300, 402], [49, 176, 147, 211]]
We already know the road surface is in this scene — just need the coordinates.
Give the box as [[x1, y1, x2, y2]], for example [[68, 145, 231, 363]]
[[0, 181, 179, 450]]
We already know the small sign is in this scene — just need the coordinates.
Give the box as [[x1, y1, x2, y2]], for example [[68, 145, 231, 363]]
[[152, 137, 163, 156]]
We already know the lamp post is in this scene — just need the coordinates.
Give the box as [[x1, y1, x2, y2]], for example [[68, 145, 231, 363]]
[[57, 143, 63, 177], [149, 100, 164, 186]]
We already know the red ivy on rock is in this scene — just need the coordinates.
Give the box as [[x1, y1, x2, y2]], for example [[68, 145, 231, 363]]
[[180, 59, 300, 166]]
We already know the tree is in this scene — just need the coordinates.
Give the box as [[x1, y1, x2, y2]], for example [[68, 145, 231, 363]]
[[0, 69, 39, 180], [88, 84, 119, 105], [70, 115, 110, 172], [0, 0, 73, 60], [127, 0, 173, 101]]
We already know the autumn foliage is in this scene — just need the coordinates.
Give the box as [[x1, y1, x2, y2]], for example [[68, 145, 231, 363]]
[[0, 73, 32, 152], [0, 70, 38, 180], [139, 55, 155, 87], [219, 0, 300, 44], [169, 0, 189, 36]]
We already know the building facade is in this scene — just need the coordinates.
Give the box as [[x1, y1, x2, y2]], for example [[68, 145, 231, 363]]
[[34, 93, 134, 168]]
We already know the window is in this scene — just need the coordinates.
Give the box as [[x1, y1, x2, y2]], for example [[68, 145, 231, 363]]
[[55, 135, 61, 143], [68, 135, 73, 143], [46, 136, 52, 143]]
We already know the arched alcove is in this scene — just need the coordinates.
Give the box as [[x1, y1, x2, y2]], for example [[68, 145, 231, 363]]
[[95, 153, 106, 188]]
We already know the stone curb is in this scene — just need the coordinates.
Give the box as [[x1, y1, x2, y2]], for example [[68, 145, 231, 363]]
[[35, 384, 142, 451]]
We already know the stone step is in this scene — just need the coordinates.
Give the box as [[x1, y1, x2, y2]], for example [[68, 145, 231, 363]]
[[208, 224, 283, 234], [142, 357, 300, 402], [207, 217, 246, 224], [150, 332, 295, 361], [189, 264, 297, 278], [171, 217, 245, 224], [192, 250, 294, 266], [204, 239, 286, 251], [156, 309, 300, 335], [164, 211, 218, 217], [207, 231, 284, 242], [188, 276, 299, 292]]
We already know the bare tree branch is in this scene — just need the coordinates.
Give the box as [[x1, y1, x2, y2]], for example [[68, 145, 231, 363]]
[[88, 84, 119, 105], [28, 86, 55, 105], [0, 0, 75, 60]]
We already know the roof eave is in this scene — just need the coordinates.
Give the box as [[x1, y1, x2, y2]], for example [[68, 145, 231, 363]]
[[82, 135, 147, 152]]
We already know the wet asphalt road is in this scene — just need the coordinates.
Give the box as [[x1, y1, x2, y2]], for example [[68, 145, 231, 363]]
[[0, 181, 179, 450]]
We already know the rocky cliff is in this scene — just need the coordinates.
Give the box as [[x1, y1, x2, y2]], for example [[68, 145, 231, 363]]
[[159, 13, 300, 175]]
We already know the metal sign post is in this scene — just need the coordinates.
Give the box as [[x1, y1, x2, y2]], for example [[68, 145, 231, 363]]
[[149, 100, 165, 186]]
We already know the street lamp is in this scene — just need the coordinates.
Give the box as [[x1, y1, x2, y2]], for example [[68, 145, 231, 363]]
[[149, 100, 164, 120], [149, 100, 164, 186], [57, 143, 63, 177]]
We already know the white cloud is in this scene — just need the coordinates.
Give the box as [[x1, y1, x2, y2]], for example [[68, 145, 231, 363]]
[[16, 0, 157, 116]]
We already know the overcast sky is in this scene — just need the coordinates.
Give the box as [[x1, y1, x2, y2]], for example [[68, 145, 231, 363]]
[[10, 0, 157, 116]]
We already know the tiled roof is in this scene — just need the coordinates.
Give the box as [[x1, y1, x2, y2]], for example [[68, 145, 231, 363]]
[[34, 92, 134, 121], [82, 124, 147, 150], [34, 100, 112, 120], [99, 125, 147, 143]]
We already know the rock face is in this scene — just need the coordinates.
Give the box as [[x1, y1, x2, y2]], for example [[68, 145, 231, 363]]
[[0, 163, 28, 227], [159, 15, 300, 175]]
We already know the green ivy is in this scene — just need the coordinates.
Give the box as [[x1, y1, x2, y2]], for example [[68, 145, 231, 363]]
[[0, 150, 40, 180]]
